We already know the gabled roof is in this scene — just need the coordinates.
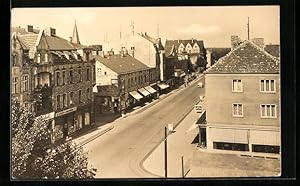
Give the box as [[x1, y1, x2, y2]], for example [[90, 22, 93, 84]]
[[93, 54, 150, 74], [165, 39, 205, 56], [264, 44, 280, 58], [17, 33, 39, 59], [206, 40, 279, 74], [45, 35, 76, 50]]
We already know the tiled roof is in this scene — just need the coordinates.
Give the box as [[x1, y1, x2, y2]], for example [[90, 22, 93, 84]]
[[92, 54, 150, 74], [17, 33, 39, 59], [165, 39, 205, 56], [264, 44, 280, 58], [45, 35, 76, 50], [206, 41, 279, 74]]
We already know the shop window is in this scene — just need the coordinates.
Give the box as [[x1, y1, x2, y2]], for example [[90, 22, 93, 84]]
[[213, 142, 249, 151], [252, 144, 280, 154]]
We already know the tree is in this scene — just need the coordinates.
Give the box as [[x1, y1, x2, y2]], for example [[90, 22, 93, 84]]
[[11, 99, 97, 179]]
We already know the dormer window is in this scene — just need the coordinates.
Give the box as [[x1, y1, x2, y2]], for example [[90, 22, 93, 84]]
[[45, 53, 48, 62]]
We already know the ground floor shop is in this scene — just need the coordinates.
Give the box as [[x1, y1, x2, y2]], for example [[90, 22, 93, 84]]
[[205, 126, 280, 155], [52, 105, 94, 142]]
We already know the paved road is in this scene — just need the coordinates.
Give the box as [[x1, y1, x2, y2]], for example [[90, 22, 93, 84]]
[[84, 77, 205, 178]]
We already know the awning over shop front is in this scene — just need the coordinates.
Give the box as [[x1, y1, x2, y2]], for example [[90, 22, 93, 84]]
[[138, 88, 150, 97], [157, 83, 169, 90], [129, 91, 143, 101], [144, 86, 157, 94], [250, 130, 280, 146], [211, 128, 248, 144]]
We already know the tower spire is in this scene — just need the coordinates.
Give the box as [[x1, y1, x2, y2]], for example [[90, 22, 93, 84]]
[[247, 17, 250, 40], [71, 20, 81, 44]]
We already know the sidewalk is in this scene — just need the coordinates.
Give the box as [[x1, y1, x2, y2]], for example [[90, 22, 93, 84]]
[[142, 106, 200, 177]]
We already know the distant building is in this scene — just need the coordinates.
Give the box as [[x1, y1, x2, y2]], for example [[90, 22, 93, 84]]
[[206, 48, 231, 68], [93, 53, 158, 114], [204, 40, 280, 156], [11, 24, 96, 142], [264, 44, 280, 58]]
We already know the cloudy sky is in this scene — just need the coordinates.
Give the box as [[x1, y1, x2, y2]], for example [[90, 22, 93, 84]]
[[11, 6, 280, 48]]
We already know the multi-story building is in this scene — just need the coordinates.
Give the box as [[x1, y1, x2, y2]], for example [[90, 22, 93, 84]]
[[11, 24, 95, 142], [203, 40, 280, 156], [93, 53, 158, 114]]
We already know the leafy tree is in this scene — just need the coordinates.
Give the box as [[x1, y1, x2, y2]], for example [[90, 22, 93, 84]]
[[11, 99, 97, 179]]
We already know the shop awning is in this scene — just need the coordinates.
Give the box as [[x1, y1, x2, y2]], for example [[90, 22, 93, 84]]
[[250, 130, 280, 146], [157, 83, 169, 90], [138, 88, 150, 97], [211, 128, 248, 144], [129, 91, 143, 100], [144, 86, 156, 94], [50, 51, 61, 57]]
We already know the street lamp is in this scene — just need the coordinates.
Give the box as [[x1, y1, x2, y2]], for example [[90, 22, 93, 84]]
[[164, 124, 174, 178]]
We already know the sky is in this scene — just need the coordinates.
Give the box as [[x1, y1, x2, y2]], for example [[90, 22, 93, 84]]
[[11, 6, 280, 48]]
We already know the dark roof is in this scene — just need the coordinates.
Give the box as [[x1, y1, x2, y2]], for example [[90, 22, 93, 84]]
[[206, 48, 231, 62], [92, 54, 150, 74], [165, 39, 205, 56], [17, 33, 39, 59], [45, 35, 76, 50], [264, 44, 280, 58], [206, 41, 279, 74]]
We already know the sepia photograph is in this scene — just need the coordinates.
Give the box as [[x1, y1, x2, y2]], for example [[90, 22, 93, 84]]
[[10, 6, 281, 179]]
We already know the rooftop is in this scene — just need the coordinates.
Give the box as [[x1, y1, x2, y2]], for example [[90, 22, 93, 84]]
[[264, 44, 280, 58], [206, 40, 279, 74], [165, 39, 205, 56], [92, 54, 150, 74]]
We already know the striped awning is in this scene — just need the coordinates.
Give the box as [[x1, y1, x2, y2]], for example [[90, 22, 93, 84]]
[[138, 88, 150, 97], [157, 83, 169, 90], [129, 91, 143, 100], [144, 86, 156, 94]]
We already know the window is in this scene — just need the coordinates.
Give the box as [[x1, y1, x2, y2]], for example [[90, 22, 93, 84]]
[[69, 92, 74, 105], [62, 70, 66, 85], [63, 94, 67, 107], [37, 53, 41, 63], [12, 54, 17, 66], [78, 90, 82, 103], [104, 72, 107, 75], [232, 103, 243, 117], [86, 67, 90, 81], [69, 69, 74, 84], [260, 80, 275, 93], [12, 77, 18, 94], [78, 67, 82, 82], [22, 75, 29, 92], [87, 88, 91, 100], [45, 53, 48, 62], [261, 104, 276, 118], [232, 79, 242, 92], [56, 95, 60, 109], [56, 71, 61, 86]]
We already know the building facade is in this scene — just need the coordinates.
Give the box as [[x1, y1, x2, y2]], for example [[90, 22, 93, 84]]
[[204, 40, 280, 156], [11, 24, 95, 142]]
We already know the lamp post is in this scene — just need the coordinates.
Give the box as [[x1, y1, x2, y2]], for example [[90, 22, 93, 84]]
[[164, 126, 168, 178]]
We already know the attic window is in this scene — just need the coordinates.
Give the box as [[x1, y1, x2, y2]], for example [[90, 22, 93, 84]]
[[37, 53, 41, 63]]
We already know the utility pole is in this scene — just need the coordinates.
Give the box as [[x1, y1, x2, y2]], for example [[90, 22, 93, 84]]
[[181, 156, 184, 178], [164, 126, 168, 178], [247, 17, 250, 40]]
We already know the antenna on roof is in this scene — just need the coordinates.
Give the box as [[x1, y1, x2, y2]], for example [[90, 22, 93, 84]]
[[247, 17, 250, 40], [130, 21, 135, 36]]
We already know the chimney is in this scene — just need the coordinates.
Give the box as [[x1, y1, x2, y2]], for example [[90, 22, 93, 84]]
[[251, 38, 264, 49], [50, 28, 56, 36], [69, 37, 72, 42], [231, 35, 242, 50], [27, 25, 33, 32]]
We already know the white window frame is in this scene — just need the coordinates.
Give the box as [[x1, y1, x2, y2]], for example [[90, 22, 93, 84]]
[[232, 103, 243, 117], [37, 53, 41, 63], [260, 104, 277, 118], [232, 79, 243, 92], [260, 79, 276, 93]]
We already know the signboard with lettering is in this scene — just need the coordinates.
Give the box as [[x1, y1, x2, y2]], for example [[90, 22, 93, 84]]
[[55, 107, 77, 117], [195, 105, 203, 113], [35, 112, 55, 121]]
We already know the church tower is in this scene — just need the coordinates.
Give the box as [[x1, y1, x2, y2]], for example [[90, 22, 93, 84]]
[[71, 21, 81, 44]]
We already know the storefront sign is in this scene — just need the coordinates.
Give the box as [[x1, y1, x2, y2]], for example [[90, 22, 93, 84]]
[[55, 107, 77, 117], [35, 112, 55, 121]]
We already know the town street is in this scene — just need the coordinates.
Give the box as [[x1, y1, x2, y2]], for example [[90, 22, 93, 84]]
[[83, 76, 205, 178]]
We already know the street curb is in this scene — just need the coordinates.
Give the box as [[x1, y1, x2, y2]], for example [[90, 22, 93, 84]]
[[78, 125, 114, 147], [139, 104, 196, 178]]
